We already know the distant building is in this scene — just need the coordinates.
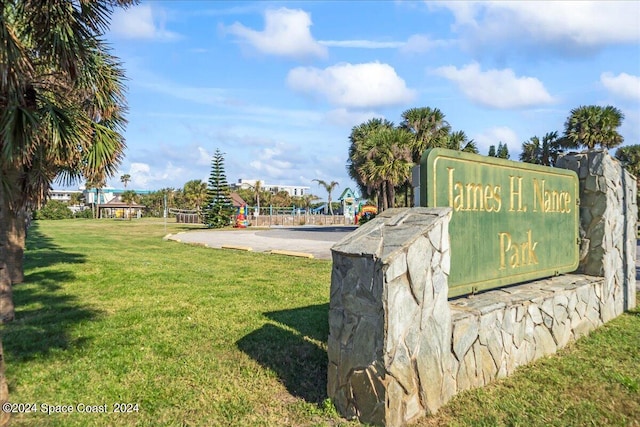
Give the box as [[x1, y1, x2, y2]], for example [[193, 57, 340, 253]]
[[230, 192, 247, 208], [80, 187, 153, 205], [99, 196, 145, 219], [49, 189, 83, 203], [48, 189, 84, 212], [338, 187, 358, 219], [230, 179, 310, 197], [49, 187, 153, 215]]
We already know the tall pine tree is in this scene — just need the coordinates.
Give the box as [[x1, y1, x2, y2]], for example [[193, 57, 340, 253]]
[[496, 142, 510, 159], [488, 142, 510, 159], [204, 149, 234, 228]]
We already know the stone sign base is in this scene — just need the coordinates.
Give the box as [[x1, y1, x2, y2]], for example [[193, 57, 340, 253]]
[[449, 274, 607, 396], [329, 209, 621, 426], [328, 151, 636, 426]]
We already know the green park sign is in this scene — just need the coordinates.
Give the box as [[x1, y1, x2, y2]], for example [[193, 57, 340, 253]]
[[419, 148, 580, 298]]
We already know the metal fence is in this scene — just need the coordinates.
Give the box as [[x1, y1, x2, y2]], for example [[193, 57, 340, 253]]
[[165, 206, 355, 227], [247, 213, 348, 227], [241, 206, 352, 227]]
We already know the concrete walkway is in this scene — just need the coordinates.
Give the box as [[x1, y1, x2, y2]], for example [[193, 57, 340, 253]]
[[167, 229, 640, 292], [165, 226, 357, 260]]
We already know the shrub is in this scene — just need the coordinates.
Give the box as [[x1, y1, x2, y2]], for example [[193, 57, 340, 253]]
[[74, 208, 94, 219], [35, 200, 73, 220]]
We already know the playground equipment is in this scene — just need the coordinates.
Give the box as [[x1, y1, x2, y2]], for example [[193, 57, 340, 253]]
[[355, 205, 377, 225], [234, 205, 249, 228]]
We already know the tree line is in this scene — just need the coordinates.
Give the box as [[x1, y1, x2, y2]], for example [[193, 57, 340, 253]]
[[46, 149, 330, 222], [348, 105, 629, 212], [55, 181, 327, 218]]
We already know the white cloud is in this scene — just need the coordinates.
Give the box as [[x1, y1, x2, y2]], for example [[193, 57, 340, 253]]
[[473, 127, 520, 154], [225, 8, 327, 59], [433, 2, 479, 28], [318, 34, 450, 53], [601, 72, 640, 102], [248, 146, 295, 180], [129, 65, 325, 126], [130, 66, 230, 105], [287, 62, 416, 109], [437, 1, 640, 52], [319, 40, 404, 49], [127, 162, 186, 189], [197, 147, 213, 166], [400, 34, 450, 54], [110, 4, 180, 41], [432, 63, 554, 109], [325, 109, 386, 127]]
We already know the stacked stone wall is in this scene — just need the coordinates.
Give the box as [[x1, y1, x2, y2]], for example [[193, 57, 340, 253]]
[[329, 151, 636, 426], [450, 275, 606, 393], [556, 151, 637, 312], [328, 208, 452, 425]]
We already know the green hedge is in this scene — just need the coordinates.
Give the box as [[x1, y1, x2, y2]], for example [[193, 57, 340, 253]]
[[34, 200, 73, 220]]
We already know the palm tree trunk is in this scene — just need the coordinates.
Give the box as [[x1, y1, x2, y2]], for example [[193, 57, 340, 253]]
[[5, 207, 26, 284], [0, 266, 13, 324], [0, 190, 15, 323], [0, 234, 12, 426], [404, 182, 410, 208], [381, 182, 389, 211], [387, 180, 395, 209]]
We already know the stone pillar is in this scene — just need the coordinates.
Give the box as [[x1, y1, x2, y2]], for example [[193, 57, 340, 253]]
[[557, 150, 637, 313], [328, 207, 453, 426]]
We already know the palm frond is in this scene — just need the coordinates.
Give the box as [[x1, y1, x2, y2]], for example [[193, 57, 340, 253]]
[[0, 104, 37, 164], [82, 120, 125, 182]]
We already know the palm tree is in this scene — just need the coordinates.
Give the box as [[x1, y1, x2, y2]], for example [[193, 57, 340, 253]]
[[401, 107, 451, 162], [313, 179, 339, 215], [300, 194, 320, 212], [0, 0, 136, 416], [86, 178, 106, 219], [69, 192, 84, 208], [520, 132, 561, 166], [359, 127, 413, 211], [120, 174, 131, 188], [447, 130, 478, 154], [244, 180, 264, 214], [562, 105, 625, 150], [120, 190, 137, 220], [1, 0, 133, 292], [183, 179, 208, 211], [271, 190, 292, 208], [520, 137, 540, 164], [615, 145, 640, 178], [399, 107, 455, 206], [347, 118, 395, 200]]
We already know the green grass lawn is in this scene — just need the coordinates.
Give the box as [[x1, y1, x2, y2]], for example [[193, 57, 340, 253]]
[[2, 219, 639, 426]]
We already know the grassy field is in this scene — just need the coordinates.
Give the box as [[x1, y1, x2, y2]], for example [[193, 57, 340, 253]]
[[1, 219, 638, 426]]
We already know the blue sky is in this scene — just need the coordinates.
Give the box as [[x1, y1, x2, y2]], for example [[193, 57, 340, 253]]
[[94, 1, 640, 200]]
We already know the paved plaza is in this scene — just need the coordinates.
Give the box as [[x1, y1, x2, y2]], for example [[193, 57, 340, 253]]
[[166, 227, 640, 290], [165, 226, 357, 260]]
